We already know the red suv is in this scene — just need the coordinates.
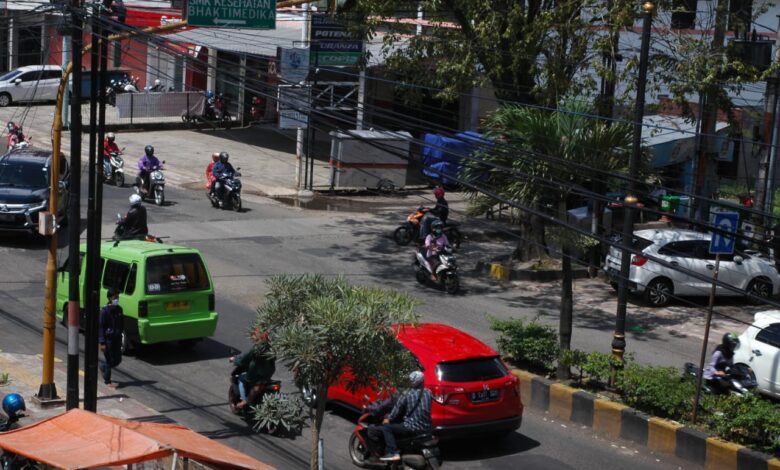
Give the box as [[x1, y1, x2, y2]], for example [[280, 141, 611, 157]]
[[326, 323, 523, 439]]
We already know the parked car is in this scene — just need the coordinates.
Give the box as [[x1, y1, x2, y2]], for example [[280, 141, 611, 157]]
[[323, 323, 523, 440], [0, 65, 63, 107], [605, 229, 780, 307], [0, 149, 69, 233], [732, 310, 780, 399]]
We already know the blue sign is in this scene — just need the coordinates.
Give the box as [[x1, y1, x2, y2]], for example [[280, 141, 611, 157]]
[[710, 212, 740, 254]]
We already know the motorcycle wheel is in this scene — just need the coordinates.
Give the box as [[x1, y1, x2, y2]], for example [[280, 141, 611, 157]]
[[154, 187, 165, 206], [209, 195, 219, 208], [394, 226, 413, 245], [231, 193, 242, 212], [115, 173, 124, 188], [416, 267, 428, 285], [448, 227, 462, 250], [348, 433, 371, 468], [228, 383, 241, 415], [444, 273, 460, 294]]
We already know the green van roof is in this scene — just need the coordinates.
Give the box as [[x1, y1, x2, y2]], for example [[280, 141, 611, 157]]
[[78, 240, 202, 260]]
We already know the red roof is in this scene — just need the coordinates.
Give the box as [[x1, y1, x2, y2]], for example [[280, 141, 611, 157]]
[[395, 323, 498, 365]]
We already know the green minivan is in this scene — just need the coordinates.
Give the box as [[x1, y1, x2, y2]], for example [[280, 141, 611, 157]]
[[56, 240, 218, 351]]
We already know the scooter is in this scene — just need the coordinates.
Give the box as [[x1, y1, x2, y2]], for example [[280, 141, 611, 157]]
[[102, 147, 126, 187], [135, 161, 166, 206], [349, 398, 441, 469], [394, 208, 461, 249], [414, 245, 459, 294], [208, 168, 242, 211], [683, 362, 757, 396], [227, 357, 282, 420]]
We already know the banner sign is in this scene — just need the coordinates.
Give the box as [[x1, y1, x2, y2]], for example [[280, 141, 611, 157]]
[[310, 13, 363, 66], [278, 47, 310, 83], [186, 0, 276, 29]]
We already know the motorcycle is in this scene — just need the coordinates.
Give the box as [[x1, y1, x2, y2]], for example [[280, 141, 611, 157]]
[[1, 398, 31, 470], [414, 245, 459, 294], [135, 161, 166, 206], [394, 207, 461, 249], [683, 362, 757, 396], [227, 358, 282, 420], [349, 398, 441, 469], [208, 168, 242, 211], [102, 148, 126, 187], [182, 92, 232, 127], [113, 213, 163, 243], [249, 96, 265, 122]]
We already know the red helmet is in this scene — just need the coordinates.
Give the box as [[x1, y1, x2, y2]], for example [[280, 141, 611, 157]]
[[433, 186, 445, 199]]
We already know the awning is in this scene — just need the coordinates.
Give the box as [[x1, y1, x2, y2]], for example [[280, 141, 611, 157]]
[[0, 409, 274, 470]]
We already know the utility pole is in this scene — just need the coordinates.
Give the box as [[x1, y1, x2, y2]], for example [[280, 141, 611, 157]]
[[296, 3, 310, 190], [693, 0, 729, 222], [757, 15, 780, 231], [83, 1, 102, 412], [612, 2, 653, 366], [66, 0, 84, 411]]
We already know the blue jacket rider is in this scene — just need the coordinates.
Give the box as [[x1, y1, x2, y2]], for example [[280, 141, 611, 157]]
[[212, 151, 235, 201]]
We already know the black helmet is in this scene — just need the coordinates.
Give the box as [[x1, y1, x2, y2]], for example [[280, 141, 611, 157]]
[[722, 332, 739, 352], [431, 219, 444, 236], [144, 144, 154, 156], [219, 151, 229, 163]]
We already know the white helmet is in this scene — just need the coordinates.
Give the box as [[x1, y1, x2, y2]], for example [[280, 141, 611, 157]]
[[408, 371, 424, 388], [129, 194, 142, 206]]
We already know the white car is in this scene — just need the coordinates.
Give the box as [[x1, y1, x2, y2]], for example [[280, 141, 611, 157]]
[[733, 311, 780, 398], [0, 65, 63, 107], [604, 229, 780, 307]]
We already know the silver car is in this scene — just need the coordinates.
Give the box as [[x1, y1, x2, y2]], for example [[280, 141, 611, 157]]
[[604, 229, 780, 307], [0, 65, 63, 107]]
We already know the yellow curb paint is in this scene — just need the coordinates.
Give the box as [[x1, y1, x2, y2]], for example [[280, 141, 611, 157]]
[[592, 399, 625, 437], [489, 263, 509, 281], [548, 383, 575, 420], [35, 354, 62, 363], [705, 437, 741, 470], [647, 417, 682, 456], [511, 370, 534, 405], [0, 355, 42, 389], [767, 458, 780, 470]]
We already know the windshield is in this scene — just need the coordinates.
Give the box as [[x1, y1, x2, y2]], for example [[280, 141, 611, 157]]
[[0, 161, 48, 187], [0, 70, 22, 82], [435, 357, 508, 383], [145, 253, 210, 294]]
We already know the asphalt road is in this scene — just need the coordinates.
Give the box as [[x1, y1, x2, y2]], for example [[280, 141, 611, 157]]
[[0, 179, 700, 469]]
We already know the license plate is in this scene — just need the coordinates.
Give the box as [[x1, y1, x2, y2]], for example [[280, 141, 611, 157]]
[[0, 214, 14, 222], [470, 389, 500, 403], [165, 301, 190, 311]]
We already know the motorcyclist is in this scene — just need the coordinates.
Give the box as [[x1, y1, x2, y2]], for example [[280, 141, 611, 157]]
[[212, 151, 235, 205], [0, 393, 25, 431], [430, 186, 449, 225], [379, 371, 432, 462], [206, 152, 220, 193], [6, 122, 28, 148], [149, 79, 163, 92], [136, 144, 160, 194], [103, 132, 121, 176], [231, 334, 276, 411], [424, 219, 449, 281], [118, 194, 148, 240], [703, 332, 740, 394]]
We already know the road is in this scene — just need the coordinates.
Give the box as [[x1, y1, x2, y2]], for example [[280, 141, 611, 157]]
[[0, 179, 698, 469]]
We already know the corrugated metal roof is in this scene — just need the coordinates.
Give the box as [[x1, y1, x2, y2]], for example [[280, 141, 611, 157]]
[[642, 114, 729, 146]]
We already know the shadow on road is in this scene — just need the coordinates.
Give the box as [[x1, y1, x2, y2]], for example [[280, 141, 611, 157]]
[[440, 431, 540, 462], [135, 337, 236, 365]]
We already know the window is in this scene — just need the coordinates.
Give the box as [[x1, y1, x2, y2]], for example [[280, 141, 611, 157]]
[[17, 72, 41, 83], [145, 253, 210, 294], [103, 260, 131, 292], [0, 70, 22, 82], [728, 0, 752, 33], [125, 263, 137, 295], [632, 236, 653, 251], [755, 323, 780, 349], [435, 357, 508, 383], [671, 0, 696, 29], [42, 70, 62, 81], [658, 240, 699, 258]]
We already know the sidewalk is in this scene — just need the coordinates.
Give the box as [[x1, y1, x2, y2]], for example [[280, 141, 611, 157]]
[[0, 352, 164, 426]]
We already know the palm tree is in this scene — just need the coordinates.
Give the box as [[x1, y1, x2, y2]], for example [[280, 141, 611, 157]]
[[464, 99, 634, 378]]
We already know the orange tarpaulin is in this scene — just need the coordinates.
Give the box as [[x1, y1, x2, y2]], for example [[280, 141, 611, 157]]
[[0, 409, 274, 470]]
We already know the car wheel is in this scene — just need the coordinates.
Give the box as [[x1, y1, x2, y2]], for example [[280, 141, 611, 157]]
[[644, 278, 672, 307], [0, 93, 11, 107], [348, 433, 371, 468], [747, 277, 772, 305], [394, 226, 413, 245]]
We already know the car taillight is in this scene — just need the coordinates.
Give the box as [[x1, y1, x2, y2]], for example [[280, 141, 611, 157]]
[[631, 255, 648, 266], [138, 301, 148, 318], [431, 385, 460, 405], [208, 294, 215, 311], [270, 383, 281, 392]]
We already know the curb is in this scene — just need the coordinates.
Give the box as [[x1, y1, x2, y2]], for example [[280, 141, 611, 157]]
[[511, 369, 780, 470], [476, 260, 591, 282]]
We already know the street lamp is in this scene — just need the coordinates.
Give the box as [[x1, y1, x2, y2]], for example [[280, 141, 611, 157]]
[[612, 2, 654, 366]]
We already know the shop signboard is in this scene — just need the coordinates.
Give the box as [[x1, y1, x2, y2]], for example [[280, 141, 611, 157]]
[[310, 13, 363, 67], [186, 0, 276, 29]]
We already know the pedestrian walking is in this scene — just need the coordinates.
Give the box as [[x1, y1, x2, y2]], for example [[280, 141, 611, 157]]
[[99, 288, 124, 389]]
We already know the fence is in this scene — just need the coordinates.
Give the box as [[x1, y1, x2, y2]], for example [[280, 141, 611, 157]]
[[79, 91, 210, 126]]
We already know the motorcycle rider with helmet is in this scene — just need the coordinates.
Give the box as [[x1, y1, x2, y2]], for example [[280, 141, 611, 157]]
[[6, 122, 28, 148], [230, 332, 276, 411], [1, 393, 25, 431], [103, 132, 121, 176], [703, 333, 740, 394], [378, 371, 432, 462], [117, 194, 148, 240], [430, 186, 449, 224], [206, 152, 220, 193], [424, 220, 449, 281], [136, 144, 160, 195], [212, 151, 235, 206]]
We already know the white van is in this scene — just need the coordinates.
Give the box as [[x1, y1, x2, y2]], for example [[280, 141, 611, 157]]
[[0, 65, 63, 107]]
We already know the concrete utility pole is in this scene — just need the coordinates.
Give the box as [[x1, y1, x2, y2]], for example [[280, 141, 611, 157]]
[[296, 3, 310, 189], [758, 15, 780, 228]]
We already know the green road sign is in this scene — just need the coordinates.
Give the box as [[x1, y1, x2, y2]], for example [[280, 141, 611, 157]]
[[313, 51, 361, 66], [186, 0, 276, 29]]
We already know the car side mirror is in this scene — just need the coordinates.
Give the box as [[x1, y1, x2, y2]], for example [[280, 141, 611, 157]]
[[13, 78, 21, 85], [733, 255, 744, 264]]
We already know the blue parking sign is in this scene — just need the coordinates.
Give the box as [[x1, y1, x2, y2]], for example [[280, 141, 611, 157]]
[[710, 212, 740, 254]]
